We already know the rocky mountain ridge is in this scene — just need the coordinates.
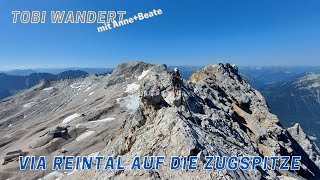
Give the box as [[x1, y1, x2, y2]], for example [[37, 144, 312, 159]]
[[0, 62, 319, 180], [91, 62, 320, 179]]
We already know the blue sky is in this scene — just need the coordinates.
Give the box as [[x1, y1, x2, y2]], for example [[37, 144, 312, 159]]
[[0, 0, 320, 70]]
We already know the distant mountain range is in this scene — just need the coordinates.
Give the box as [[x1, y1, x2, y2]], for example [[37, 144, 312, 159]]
[[237, 66, 320, 145], [0, 67, 112, 76], [0, 88, 12, 100], [3, 65, 320, 88], [239, 66, 320, 88], [260, 73, 320, 142], [0, 68, 112, 100]]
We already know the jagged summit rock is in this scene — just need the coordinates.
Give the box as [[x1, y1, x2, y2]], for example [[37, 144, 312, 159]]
[[287, 123, 320, 168], [105, 61, 154, 87], [0, 62, 319, 180]]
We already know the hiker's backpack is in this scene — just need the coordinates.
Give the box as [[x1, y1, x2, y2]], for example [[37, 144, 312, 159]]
[[172, 72, 180, 82]]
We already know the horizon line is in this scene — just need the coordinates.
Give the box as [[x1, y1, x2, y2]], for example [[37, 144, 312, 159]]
[[2, 64, 320, 71]]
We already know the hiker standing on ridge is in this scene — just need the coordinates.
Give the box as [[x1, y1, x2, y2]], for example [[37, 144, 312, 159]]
[[171, 67, 181, 97]]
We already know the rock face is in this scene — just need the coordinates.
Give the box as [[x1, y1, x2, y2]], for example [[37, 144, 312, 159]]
[[0, 62, 320, 180], [287, 123, 320, 168]]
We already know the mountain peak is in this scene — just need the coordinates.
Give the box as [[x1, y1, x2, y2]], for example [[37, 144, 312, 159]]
[[295, 72, 320, 90], [297, 72, 320, 82], [111, 61, 154, 76], [288, 123, 320, 168]]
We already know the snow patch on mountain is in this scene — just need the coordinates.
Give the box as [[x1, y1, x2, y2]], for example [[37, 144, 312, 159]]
[[94, 117, 115, 122], [88, 92, 95, 96], [84, 86, 92, 92], [70, 82, 84, 89], [23, 102, 36, 108], [76, 131, 95, 141], [125, 82, 140, 93], [43, 87, 53, 91], [62, 113, 80, 124], [138, 70, 150, 80]]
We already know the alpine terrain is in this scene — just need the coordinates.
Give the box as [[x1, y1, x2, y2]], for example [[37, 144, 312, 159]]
[[261, 73, 320, 145], [0, 62, 319, 180], [0, 70, 90, 100]]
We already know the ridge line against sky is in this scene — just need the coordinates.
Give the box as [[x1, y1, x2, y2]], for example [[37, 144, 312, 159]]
[[1, 0, 320, 68], [3, 63, 320, 72]]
